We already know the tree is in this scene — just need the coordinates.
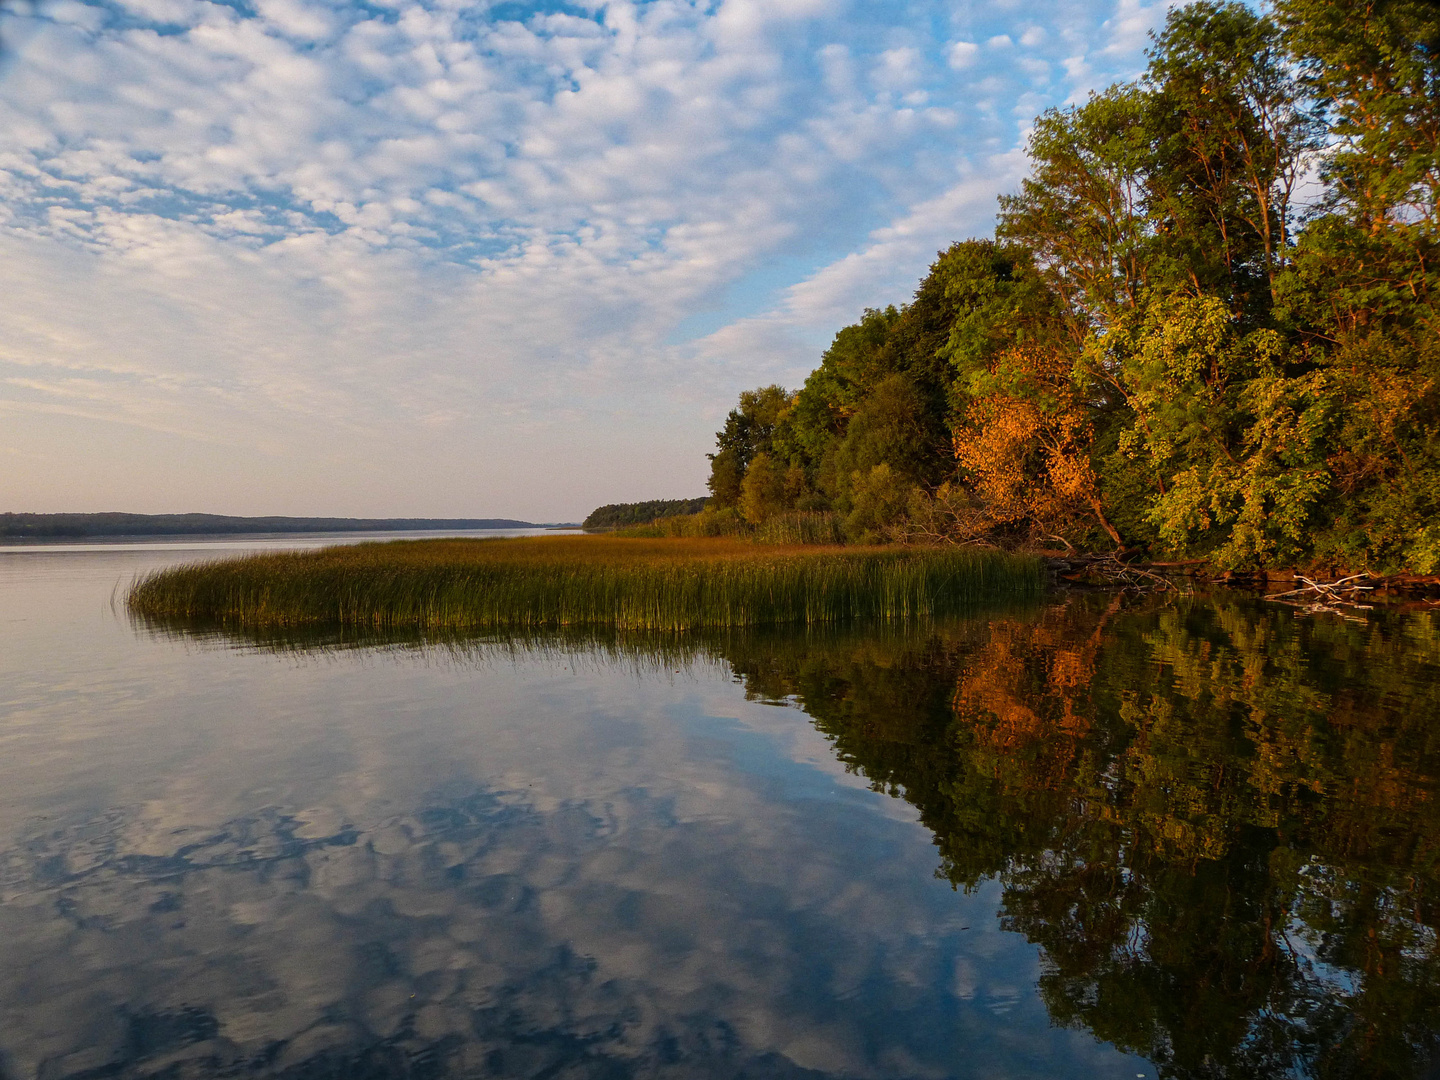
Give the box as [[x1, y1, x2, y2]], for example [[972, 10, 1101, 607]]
[[1274, 0, 1440, 570], [998, 86, 1154, 324], [737, 452, 788, 524], [1145, 1, 1321, 313], [706, 385, 794, 509], [827, 375, 936, 499], [953, 341, 1121, 546], [1277, 0, 1440, 231], [1113, 295, 1332, 567]]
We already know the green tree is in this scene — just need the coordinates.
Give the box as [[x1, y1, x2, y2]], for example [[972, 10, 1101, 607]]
[[1277, 0, 1440, 230], [706, 385, 794, 510], [1274, 0, 1440, 570], [998, 86, 1154, 323], [737, 451, 788, 524], [1145, 1, 1320, 313], [842, 463, 915, 544], [1112, 295, 1333, 567], [826, 375, 937, 502], [791, 288, 958, 503]]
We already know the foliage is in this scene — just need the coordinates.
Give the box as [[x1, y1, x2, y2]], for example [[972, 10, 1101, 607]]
[[1277, 0, 1440, 230], [612, 506, 748, 538], [842, 463, 916, 544], [953, 340, 1117, 546], [998, 85, 1154, 319], [1112, 295, 1334, 565], [706, 385, 794, 509], [1144, 1, 1321, 312], [703, 0, 1439, 570]]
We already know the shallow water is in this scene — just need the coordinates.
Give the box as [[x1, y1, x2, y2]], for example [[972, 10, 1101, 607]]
[[2, 539, 1438, 1079]]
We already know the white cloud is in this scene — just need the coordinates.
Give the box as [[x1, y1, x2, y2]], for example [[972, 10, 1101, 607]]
[[1101, 0, 1182, 57], [946, 40, 979, 70], [872, 46, 922, 91]]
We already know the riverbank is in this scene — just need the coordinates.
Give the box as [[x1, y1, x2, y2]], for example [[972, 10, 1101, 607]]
[[126, 536, 1045, 632]]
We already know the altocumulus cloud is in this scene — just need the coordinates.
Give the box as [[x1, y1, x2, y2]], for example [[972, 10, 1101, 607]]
[[0, 0, 1176, 520]]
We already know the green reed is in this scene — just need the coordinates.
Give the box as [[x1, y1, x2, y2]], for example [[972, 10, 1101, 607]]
[[127, 536, 1045, 632]]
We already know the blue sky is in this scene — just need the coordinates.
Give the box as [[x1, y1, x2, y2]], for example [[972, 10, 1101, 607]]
[[0, 0, 1177, 520]]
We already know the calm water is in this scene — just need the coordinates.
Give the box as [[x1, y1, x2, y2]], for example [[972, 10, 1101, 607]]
[[2, 539, 1439, 1079]]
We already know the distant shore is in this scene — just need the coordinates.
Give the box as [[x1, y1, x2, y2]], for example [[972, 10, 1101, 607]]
[[0, 513, 578, 540]]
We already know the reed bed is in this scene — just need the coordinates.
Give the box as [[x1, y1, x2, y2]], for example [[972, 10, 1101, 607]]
[[127, 536, 1045, 632]]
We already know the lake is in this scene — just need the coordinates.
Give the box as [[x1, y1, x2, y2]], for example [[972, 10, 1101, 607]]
[[2, 536, 1438, 1079]]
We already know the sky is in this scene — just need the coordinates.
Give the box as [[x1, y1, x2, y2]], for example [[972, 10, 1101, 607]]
[[0, 0, 1179, 522]]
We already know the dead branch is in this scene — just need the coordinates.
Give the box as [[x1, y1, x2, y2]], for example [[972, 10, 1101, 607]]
[[1265, 573, 1374, 610], [1049, 552, 1173, 592]]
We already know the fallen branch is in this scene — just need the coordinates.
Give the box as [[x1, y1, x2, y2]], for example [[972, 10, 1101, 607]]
[[1266, 573, 1373, 610], [1049, 553, 1173, 592]]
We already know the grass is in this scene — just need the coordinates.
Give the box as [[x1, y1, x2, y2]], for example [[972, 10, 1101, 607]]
[[127, 535, 1046, 633]]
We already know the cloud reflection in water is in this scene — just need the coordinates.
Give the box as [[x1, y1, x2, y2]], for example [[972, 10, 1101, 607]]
[[0, 614, 1127, 1079]]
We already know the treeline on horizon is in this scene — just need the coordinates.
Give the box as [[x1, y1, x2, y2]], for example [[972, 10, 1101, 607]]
[[582, 499, 710, 531], [0, 513, 543, 539], [697, 0, 1439, 572]]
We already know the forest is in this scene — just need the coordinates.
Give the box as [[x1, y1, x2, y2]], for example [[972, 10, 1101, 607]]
[[700, 0, 1439, 572]]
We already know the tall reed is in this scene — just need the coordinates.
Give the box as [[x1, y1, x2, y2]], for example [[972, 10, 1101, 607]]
[[128, 536, 1045, 632]]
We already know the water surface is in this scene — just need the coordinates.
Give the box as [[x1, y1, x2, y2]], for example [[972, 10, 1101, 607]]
[[2, 539, 1438, 1079]]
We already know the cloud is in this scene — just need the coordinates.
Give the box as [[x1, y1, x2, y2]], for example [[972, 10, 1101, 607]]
[[0, 0, 1167, 518], [872, 46, 922, 91], [1101, 0, 1182, 57], [947, 40, 979, 70]]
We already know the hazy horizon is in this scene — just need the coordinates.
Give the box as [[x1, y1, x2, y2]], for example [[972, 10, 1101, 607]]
[[0, 0, 1176, 522]]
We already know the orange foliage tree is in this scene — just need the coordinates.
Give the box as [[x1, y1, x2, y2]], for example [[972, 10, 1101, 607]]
[[952, 343, 1122, 546]]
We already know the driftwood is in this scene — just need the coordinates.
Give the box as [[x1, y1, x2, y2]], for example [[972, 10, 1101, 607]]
[[1265, 573, 1374, 612], [1047, 553, 1174, 592]]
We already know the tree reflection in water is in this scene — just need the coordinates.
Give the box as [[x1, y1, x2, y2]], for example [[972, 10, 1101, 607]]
[[718, 597, 1440, 1080]]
